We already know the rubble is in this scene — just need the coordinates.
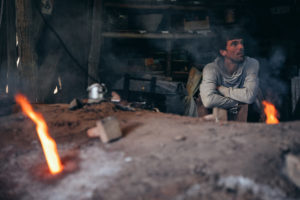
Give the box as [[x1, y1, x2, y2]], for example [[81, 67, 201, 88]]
[[115, 103, 136, 111], [218, 176, 288, 200], [69, 98, 83, 110]]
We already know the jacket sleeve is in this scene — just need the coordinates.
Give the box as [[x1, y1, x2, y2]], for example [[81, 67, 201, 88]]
[[218, 59, 259, 104], [200, 65, 238, 109]]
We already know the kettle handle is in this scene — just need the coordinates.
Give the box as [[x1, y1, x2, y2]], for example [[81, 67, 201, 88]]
[[101, 83, 108, 94]]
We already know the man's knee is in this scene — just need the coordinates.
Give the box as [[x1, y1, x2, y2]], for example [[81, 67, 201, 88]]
[[212, 104, 248, 122]]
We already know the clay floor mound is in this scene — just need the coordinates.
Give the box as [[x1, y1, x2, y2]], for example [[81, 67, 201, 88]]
[[0, 102, 300, 200]]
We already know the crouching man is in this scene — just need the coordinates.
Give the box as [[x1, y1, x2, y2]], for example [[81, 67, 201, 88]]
[[200, 29, 259, 121]]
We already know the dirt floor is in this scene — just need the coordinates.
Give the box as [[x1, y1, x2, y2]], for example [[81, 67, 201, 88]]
[[0, 102, 300, 200]]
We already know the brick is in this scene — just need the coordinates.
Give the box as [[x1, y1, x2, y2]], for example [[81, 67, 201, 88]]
[[87, 116, 122, 143]]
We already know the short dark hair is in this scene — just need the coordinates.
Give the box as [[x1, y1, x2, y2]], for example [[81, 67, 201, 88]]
[[215, 27, 246, 51]]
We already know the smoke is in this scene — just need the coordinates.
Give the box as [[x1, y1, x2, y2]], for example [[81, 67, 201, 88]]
[[258, 46, 288, 107], [269, 47, 286, 76], [172, 39, 215, 68], [101, 52, 129, 88]]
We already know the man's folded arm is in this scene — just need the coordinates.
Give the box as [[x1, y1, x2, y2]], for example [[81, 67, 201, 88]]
[[200, 66, 238, 109], [218, 62, 259, 104]]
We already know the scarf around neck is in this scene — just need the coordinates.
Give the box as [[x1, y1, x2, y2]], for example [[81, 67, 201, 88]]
[[216, 56, 248, 88]]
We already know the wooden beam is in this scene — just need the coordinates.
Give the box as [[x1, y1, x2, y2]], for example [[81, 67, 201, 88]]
[[88, 0, 103, 85], [101, 32, 212, 39], [16, 0, 38, 101], [6, 0, 18, 97], [165, 12, 171, 77], [166, 39, 172, 76], [0, 0, 7, 93], [104, 2, 245, 10], [104, 3, 206, 11]]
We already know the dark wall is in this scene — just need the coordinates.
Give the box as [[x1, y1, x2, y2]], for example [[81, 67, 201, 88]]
[[36, 0, 92, 102], [30, 0, 300, 119]]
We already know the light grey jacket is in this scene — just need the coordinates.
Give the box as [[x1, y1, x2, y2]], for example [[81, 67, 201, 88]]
[[200, 56, 259, 109]]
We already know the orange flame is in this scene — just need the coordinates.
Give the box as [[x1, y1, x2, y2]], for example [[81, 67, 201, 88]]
[[262, 100, 279, 124], [15, 94, 63, 174]]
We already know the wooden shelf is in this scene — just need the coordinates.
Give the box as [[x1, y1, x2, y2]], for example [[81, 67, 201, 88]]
[[104, 3, 206, 10], [102, 32, 212, 39], [98, 0, 217, 82], [172, 71, 189, 74], [104, 2, 245, 10]]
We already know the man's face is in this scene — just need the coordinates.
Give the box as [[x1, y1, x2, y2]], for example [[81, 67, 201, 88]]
[[220, 39, 244, 63]]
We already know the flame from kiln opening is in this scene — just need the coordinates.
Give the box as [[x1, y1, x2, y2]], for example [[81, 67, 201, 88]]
[[262, 100, 279, 124], [15, 94, 63, 174]]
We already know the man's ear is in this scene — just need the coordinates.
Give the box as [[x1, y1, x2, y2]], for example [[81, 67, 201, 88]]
[[219, 49, 226, 57]]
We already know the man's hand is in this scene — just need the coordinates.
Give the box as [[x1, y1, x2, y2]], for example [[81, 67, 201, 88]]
[[217, 86, 230, 97], [218, 86, 239, 114]]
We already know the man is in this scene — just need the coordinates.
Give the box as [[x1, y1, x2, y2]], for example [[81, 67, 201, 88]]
[[200, 30, 259, 120]]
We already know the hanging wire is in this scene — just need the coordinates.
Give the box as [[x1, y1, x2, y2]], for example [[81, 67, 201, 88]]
[[33, 0, 98, 83]]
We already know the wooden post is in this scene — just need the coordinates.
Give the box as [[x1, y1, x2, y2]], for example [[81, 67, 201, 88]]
[[236, 104, 248, 122], [88, 0, 103, 86], [0, 0, 7, 93], [165, 12, 172, 77], [213, 107, 228, 122], [166, 39, 172, 77], [16, 0, 38, 101], [6, 0, 18, 97]]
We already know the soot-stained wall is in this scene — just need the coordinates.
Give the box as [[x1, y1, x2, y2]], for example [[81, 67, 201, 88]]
[[5, 0, 299, 119]]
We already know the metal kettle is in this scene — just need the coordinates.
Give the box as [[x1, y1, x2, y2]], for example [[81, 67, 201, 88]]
[[87, 83, 107, 103]]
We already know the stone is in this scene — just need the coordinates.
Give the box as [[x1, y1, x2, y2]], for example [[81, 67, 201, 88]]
[[87, 116, 122, 143], [174, 135, 186, 141], [115, 104, 135, 111], [124, 157, 132, 162], [111, 91, 121, 102], [69, 98, 83, 110]]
